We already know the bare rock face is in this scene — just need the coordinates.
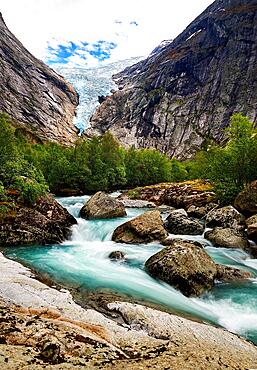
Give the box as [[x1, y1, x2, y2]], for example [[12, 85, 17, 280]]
[[145, 239, 217, 297], [246, 214, 257, 242], [204, 227, 249, 249], [206, 205, 245, 229], [88, 0, 257, 159], [80, 192, 126, 219], [0, 13, 79, 144], [112, 210, 168, 244], [0, 195, 77, 246], [234, 181, 257, 216]]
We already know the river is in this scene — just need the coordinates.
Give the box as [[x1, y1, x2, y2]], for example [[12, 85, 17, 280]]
[[4, 194, 257, 344]]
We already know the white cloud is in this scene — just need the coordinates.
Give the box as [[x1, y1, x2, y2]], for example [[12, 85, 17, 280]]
[[1, 0, 214, 67]]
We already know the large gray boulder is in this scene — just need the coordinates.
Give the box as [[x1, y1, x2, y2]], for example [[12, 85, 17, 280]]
[[112, 210, 168, 244], [206, 206, 245, 229], [80, 192, 126, 219], [165, 210, 204, 235], [145, 240, 217, 297], [204, 227, 249, 249]]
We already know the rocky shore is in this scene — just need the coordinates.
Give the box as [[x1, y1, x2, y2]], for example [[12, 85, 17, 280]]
[[0, 252, 257, 369], [1, 179, 257, 368]]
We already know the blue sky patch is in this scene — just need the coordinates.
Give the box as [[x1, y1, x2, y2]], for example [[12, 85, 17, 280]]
[[46, 40, 117, 65]]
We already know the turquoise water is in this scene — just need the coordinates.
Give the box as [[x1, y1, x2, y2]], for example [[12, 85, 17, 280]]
[[4, 195, 257, 344]]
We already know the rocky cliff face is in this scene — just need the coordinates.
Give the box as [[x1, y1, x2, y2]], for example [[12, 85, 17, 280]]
[[88, 0, 257, 159], [0, 13, 79, 144]]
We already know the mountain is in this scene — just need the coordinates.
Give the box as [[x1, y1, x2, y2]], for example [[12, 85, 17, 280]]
[[0, 13, 78, 144], [56, 57, 142, 133], [88, 0, 257, 159]]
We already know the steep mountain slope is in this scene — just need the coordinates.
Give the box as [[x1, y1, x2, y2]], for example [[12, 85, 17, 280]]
[[88, 0, 257, 159], [0, 13, 78, 144]]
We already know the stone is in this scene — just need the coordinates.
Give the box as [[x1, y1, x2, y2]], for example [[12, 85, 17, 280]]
[[145, 239, 217, 297], [204, 227, 249, 249], [206, 205, 245, 229], [118, 199, 156, 208], [108, 251, 125, 261], [234, 181, 257, 216], [119, 180, 216, 208], [165, 211, 204, 235], [80, 192, 126, 219], [87, 0, 257, 160], [187, 203, 218, 219], [246, 215, 257, 243], [0, 195, 77, 246], [112, 210, 168, 244], [215, 264, 253, 282], [0, 14, 78, 145]]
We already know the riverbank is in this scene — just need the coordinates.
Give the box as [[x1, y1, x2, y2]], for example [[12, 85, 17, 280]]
[[0, 252, 257, 369]]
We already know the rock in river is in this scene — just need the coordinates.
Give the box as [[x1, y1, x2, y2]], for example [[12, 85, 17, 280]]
[[80, 191, 126, 219], [206, 205, 245, 229], [0, 195, 77, 246], [165, 210, 204, 235], [145, 239, 217, 297], [215, 264, 253, 282], [112, 210, 168, 244], [204, 227, 249, 249]]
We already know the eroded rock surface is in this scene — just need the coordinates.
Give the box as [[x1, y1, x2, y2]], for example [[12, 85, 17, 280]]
[[0, 13, 78, 144], [88, 0, 257, 159], [1, 253, 257, 369]]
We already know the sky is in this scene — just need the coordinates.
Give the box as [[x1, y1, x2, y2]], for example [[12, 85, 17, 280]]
[[1, 0, 213, 68]]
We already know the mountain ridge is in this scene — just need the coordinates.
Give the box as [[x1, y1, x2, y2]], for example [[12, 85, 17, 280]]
[[88, 0, 257, 159], [0, 13, 79, 144]]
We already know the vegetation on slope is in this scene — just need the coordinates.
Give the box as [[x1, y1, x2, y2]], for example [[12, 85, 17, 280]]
[[0, 113, 256, 211]]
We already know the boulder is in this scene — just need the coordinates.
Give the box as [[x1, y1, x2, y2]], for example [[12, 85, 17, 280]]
[[112, 210, 168, 244], [215, 265, 253, 282], [119, 180, 216, 208], [204, 228, 249, 249], [0, 195, 77, 246], [234, 181, 257, 216], [206, 205, 245, 229], [145, 240, 217, 297], [246, 215, 257, 243], [165, 210, 204, 235], [108, 251, 125, 261], [118, 199, 156, 208], [80, 192, 126, 219], [187, 203, 218, 219]]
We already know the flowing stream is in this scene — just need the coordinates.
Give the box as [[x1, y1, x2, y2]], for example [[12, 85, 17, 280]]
[[4, 195, 257, 344]]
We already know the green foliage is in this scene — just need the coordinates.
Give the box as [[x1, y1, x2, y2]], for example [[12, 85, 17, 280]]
[[186, 114, 257, 204], [124, 147, 171, 187], [1, 111, 255, 206], [0, 113, 17, 164]]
